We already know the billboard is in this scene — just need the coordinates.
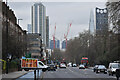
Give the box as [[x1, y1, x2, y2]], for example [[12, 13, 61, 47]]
[[21, 59, 37, 68]]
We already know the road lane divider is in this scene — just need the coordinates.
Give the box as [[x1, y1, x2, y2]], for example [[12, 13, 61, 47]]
[[68, 68, 74, 72]]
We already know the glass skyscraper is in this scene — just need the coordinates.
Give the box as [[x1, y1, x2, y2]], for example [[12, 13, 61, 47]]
[[62, 40, 66, 49], [89, 10, 94, 34], [32, 3, 46, 46], [95, 7, 108, 35], [27, 24, 32, 33], [50, 40, 60, 50], [56, 40, 60, 49], [46, 16, 49, 48]]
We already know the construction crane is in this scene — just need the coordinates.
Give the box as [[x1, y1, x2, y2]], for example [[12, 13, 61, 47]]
[[53, 23, 56, 49], [64, 23, 72, 48]]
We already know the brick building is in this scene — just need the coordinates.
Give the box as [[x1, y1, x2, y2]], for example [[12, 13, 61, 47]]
[[2, 2, 27, 60]]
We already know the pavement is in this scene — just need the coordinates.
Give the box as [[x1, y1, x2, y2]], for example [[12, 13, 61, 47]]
[[16, 70, 42, 80], [1, 70, 30, 80]]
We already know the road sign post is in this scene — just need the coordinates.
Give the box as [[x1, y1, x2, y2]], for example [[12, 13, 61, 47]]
[[34, 70, 36, 80]]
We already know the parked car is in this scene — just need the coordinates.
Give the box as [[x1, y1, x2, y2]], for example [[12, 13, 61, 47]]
[[67, 62, 72, 67], [60, 63, 66, 68], [108, 63, 120, 76], [54, 62, 59, 69], [48, 64, 56, 71], [96, 65, 107, 74], [93, 65, 99, 72], [72, 63, 77, 67], [79, 64, 85, 69]]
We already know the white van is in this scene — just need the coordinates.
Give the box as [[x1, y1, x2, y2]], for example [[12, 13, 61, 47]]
[[108, 63, 120, 76], [21, 58, 48, 72], [37, 61, 48, 71]]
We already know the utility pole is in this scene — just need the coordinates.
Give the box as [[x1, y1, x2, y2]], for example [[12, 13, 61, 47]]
[[6, 0, 8, 74], [18, 19, 23, 25]]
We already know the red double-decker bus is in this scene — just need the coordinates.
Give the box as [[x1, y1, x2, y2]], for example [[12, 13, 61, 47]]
[[81, 57, 88, 68]]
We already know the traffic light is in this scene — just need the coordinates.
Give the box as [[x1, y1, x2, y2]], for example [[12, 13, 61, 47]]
[[40, 48, 43, 53], [25, 53, 31, 58]]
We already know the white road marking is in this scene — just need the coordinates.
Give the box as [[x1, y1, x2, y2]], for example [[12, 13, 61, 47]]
[[113, 76, 116, 78], [65, 72, 68, 73], [68, 68, 74, 72], [95, 74, 100, 75]]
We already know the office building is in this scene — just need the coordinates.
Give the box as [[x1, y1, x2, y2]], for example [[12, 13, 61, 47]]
[[50, 40, 54, 50], [50, 40, 60, 50], [27, 24, 32, 33], [62, 40, 66, 49], [27, 33, 42, 59], [89, 10, 95, 34], [56, 40, 60, 49], [46, 16, 49, 48], [32, 3, 46, 46], [95, 7, 108, 35]]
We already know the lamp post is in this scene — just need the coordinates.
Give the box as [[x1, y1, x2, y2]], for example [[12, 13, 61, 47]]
[[18, 19, 23, 25], [5, 0, 9, 74]]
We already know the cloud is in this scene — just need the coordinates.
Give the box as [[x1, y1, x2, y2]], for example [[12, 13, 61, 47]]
[[3, 0, 107, 2], [7, 2, 106, 39]]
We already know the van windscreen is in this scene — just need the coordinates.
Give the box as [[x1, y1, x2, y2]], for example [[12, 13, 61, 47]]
[[112, 64, 119, 68]]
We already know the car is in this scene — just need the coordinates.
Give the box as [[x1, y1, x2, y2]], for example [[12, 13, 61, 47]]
[[54, 63, 58, 69], [108, 63, 120, 76], [54, 62, 59, 69], [72, 63, 77, 67], [96, 65, 107, 74], [60, 63, 66, 68], [79, 64, 85, 69], [67, 62, 72, 67], [93, 65, 99, 72], [48, 64, 56, 71]]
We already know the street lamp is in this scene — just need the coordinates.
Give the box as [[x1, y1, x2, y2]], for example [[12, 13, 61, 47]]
[[18, 19, 23, 25], [5, 0, 9, 74]]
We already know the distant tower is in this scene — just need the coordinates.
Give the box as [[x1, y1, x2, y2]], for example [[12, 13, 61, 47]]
[[50, 40, 60, 50], [32, 3, 46, 46], [95, 7, 108, 35], [50, 40, 54, 50], [89, 10, 94, 35], [27, 24, 32, 33], [62, 40, 66, 49], [56, 40, 60, 49], [46, 16, 49, 48]]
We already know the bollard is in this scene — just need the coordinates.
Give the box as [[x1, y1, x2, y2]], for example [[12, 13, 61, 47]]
[[34, 70, 36, 80], [37, 70, 39, 80], [116, 69, 120, 80], [38, 70, 39, 77]]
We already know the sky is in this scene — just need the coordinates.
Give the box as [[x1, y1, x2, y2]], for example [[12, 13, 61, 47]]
[[3, 0, 107, 40]]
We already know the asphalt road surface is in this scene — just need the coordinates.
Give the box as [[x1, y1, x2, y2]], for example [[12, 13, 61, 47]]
[[41, 67, 117, 80]]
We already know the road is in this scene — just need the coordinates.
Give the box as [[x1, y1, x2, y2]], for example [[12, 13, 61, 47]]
[[41, 67, 117, 80], [16, 67, 118, 80], [16, 70, 42, 80]]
